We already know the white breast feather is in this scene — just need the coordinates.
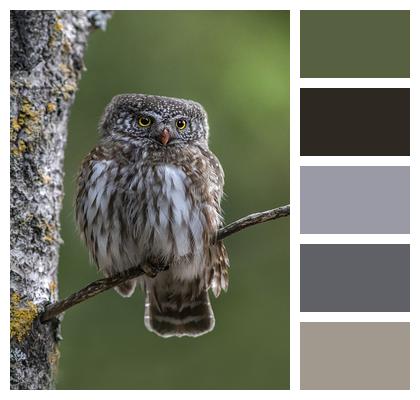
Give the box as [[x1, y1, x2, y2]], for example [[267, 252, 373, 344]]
[[145, 166, 200, 259], [83, 162, 209, 281]]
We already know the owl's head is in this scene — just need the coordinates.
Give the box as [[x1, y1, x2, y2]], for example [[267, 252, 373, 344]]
[[100, 94, 209, 146]]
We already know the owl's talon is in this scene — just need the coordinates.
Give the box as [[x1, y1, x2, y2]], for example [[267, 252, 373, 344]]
[[142, 261, 169, 278], [142, 264, 158, 278]]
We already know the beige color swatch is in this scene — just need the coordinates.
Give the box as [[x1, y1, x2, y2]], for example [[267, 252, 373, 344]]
[[301, 322, 410, 389]]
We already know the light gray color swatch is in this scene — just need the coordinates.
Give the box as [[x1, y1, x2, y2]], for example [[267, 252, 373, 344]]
[[300, 166, 410, 233], [301, 322, 410, 389], [300, 244, 410, 312]]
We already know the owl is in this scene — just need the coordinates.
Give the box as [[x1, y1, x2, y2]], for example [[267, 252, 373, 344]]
[[75, 94, 229, 338]]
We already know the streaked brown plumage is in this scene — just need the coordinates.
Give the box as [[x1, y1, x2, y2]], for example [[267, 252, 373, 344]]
[[75, 94, 229, 337]]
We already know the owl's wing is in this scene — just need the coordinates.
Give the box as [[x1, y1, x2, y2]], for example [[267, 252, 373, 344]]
[[203, 149, 225, 219], [75, 145, 110, 227], [75, 144, 122, 266], [201, 148, 229, 297]]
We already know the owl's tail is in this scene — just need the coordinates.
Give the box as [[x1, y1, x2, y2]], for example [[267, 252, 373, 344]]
[[144, 285, 215, 338]]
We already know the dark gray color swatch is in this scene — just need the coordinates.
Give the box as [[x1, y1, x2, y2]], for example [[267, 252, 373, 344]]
[[301, 322, 410, 389], [300, 166, 410, 234], [300, 244, 410, 312]]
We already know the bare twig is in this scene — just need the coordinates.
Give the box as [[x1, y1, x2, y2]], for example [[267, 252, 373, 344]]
[[40, 266, 147, 323], [40, 204, 290, 323], [216, 204, 290, 241]]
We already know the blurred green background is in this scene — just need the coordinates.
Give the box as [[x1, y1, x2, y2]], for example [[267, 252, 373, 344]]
[[57, 11, 289, 389]]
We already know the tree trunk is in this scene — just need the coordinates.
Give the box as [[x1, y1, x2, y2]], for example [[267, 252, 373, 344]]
[[10, 10, 111, 390]]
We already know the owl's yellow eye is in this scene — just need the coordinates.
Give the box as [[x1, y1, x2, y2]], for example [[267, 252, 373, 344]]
[[176, 119, 187, 130], [138, 116, 152, 127]]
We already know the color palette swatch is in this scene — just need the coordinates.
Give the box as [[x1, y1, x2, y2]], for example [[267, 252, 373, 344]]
[[300, 166, 410, 234], [300, 323, 410, 389], [298, 10, 410, 390], [300, 88, 410, 156], [300, 10, 410, 77], [301, 245, 410, 312]]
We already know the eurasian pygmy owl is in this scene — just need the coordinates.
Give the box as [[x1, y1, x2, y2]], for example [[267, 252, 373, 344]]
[[75, 94, 229, 338]]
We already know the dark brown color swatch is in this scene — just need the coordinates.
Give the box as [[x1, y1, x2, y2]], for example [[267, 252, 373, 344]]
[[300, 88, 410, 156]]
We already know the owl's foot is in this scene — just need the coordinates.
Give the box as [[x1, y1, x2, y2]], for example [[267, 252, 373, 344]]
[[142, 259, 169, 278]]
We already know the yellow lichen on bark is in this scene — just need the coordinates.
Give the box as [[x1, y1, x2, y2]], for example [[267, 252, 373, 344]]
[[46, 102, 57, 113], [40, 173, 52, 185], [54, 19, 64, 32], [16, 99, 41, 135], [61, 82, 77, 100], [38, 220, 56, 243], [11, 118, 21, 132], [49, 280, 58, 294], [10, 292, 38, 343], [11, 139, 28, 157], [10, 118, 21, 141]]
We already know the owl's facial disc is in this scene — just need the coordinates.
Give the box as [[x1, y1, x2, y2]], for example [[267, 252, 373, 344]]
[[100, 94, 209, 145]]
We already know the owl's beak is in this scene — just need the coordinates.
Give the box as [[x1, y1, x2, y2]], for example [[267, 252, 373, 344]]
[[159, 128, 171, 145]]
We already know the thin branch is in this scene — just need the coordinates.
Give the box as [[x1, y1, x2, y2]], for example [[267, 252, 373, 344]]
[[40, 204, 290, 323], [216, 204, 290, 241], [40, 266, 147, 323]]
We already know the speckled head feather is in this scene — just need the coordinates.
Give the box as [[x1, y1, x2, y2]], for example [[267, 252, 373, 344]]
[[99, 93, 209, 144]]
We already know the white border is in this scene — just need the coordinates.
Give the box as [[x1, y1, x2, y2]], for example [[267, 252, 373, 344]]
[[3, 0, 419, 397], [300, 235, 411, 244], [300, 313, 411, 323], [300, 157, 411, 166], [301, 78, 411, 88], [4, 0, 416, 11], [409, 1, 418, 392]]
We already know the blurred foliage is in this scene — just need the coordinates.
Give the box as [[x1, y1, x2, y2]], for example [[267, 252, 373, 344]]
[[57, 11, 289, 389]]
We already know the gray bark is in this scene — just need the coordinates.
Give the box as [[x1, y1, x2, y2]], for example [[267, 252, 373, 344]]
[[10, 10, 111, 390]]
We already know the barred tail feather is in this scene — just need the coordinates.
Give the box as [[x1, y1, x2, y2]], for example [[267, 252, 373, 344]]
[[144, 289, 215, 338]]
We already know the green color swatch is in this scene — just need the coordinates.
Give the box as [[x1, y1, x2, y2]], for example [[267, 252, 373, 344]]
[[300, 10, 410, 78]]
